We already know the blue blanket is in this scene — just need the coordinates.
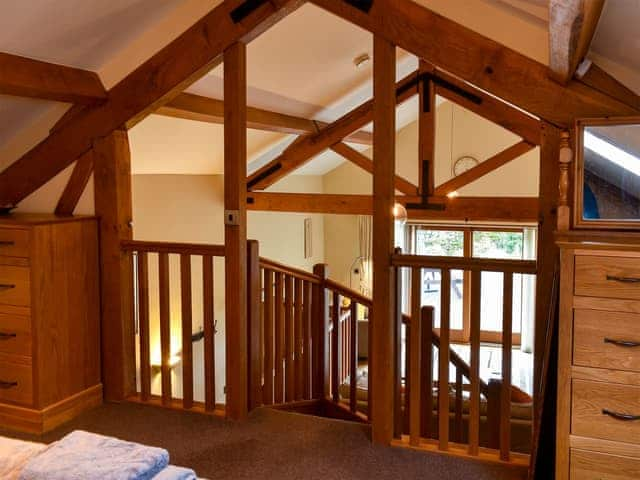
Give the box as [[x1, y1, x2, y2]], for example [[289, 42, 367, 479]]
[[19, 430, 169, 480], [152, 466, 197, 480]]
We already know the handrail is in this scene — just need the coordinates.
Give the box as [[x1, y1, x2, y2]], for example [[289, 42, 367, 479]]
[[121, 239, 225, 256], [401, 314, 489, 398], [392, 254, 537, 274], [259, 257, 321, 284], [324, 279, 372, 308]]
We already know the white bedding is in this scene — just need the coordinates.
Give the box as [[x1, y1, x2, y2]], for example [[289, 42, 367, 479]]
[[0, 434, 204, 480]]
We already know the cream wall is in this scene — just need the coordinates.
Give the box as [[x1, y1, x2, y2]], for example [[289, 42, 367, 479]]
[[322, 99, 540, 286], [131, 173, 324, 403]]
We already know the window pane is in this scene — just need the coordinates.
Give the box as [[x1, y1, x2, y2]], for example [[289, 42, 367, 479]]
[[421, 268, 463, 330], [479, 271, 522, 334], [416, 230, 464, 257], [472, 231, 523, 259]]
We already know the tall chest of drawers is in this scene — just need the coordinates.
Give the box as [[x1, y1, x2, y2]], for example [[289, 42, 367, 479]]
[[0, 214, 101, 433], [557, 239, 640, 479]]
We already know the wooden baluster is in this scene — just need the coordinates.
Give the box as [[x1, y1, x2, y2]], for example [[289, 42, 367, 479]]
[[394, 265, 403, 439], [203, 254, 215, 411], [455, 369, 463, 443], [137, 252, 151, 402], [312, 264, 329, 400], [350, 300, 358, 413], [404, 319, 410, 436], [274, 273, 284, 403], [331, 291, 341, 403], [180, 254, 193, 409], [285, 275, 294, 402], [294, 278, 303, 400], [501, 272, 513, 460], [343, 310, 349, 383], [468, 270, 482, 455], [409, 267, 422, 446], [438, 268, 451, 450], [263, 269, 274, 405], [303, 280, 313, 399], [421, 306, 434, 439], [159, 252, 171, 406], [247, 240, 262, 411]]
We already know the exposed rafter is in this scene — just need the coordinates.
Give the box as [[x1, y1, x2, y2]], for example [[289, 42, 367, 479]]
[[548, 0, 604, 85], [157, 92, 372, 145], [55, 150, 94, 215], [0, 0, 303, 207], [434, 141, 536, 196], [246, 192, 538, 222], [0, 52, 106, 104], [330, 142, 417, 196], [310, 0, 639, 126], [247, 70, 419, 191]]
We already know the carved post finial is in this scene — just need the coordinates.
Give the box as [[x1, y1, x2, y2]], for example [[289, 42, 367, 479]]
[[557, 130, 572, 231]]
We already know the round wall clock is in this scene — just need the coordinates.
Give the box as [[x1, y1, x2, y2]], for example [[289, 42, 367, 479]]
[[452, 155, 479, 176]]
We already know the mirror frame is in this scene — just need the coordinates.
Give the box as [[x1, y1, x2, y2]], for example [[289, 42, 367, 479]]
[[574, 116, 640, 230]]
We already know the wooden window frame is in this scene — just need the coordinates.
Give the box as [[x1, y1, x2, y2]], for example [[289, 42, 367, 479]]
[[411, 224, 529, 346]]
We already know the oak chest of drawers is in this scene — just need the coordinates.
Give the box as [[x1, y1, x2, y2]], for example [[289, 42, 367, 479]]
[[557, 239, 640, 480], [0, 214, 101, 433]]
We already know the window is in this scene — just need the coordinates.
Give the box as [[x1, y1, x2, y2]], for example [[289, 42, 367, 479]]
[[406, 225, 536, 345]]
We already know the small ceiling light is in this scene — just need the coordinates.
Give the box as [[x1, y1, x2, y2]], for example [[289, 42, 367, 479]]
[[447, 191, 459, 198], [353, 53, 371, 69]]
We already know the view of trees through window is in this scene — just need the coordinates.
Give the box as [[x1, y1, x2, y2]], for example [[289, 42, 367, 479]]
[[409, 226, 535, 344]]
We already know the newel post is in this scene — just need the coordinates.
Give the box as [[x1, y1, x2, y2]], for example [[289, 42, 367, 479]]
[[311, 264, 329, 399], [247, 240, 261, 411]]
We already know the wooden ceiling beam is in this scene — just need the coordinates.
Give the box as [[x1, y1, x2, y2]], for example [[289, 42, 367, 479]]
[[330, 142, 417, 196], [0, 0, 303, 207], [55, 150, 94, 215], [157, 92, 372, 145], [429, 67, 542, 146], [310, 0, 639, 127], [0, 52, 106, 104], [579, 63, 640, 111], [434, 141, 536, 196], [548, 0, 604, 85], [246, 192, 538, 222], [247, 70, 419, 190]]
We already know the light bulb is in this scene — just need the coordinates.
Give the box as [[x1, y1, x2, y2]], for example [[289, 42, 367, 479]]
[[393, 203, 408, 226]]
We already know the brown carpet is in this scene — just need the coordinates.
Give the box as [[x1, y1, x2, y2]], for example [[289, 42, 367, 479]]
[[2, 402, 526, 479]]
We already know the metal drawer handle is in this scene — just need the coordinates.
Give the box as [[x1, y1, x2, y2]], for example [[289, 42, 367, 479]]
[[0, 284, 15, 292], [0, 241, 14, 247], [604, 338, 640, 348], [602, 409, 640, 421], [606, 274, 640, 283], [0, 381, 17, 389]]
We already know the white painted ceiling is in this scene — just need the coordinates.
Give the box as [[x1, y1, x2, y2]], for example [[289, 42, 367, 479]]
[[0, 0, 639, 177]]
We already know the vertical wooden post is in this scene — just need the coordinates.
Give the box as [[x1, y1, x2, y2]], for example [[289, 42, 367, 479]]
[[409, 267, 422, 446], [180, 254, 194, 409], [418, 60, 436, 196], [535, 122, 561, 421], [247, 240, 262, 411], [224, 41, 248, 420], [371, 35, 396, 445], [557, 130, 573, 231], [93, 129, 135, 401], [312, 264, 329, 399]]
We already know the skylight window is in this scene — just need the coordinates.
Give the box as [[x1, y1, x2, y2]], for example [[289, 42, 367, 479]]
[[584, 131, 640, 177]]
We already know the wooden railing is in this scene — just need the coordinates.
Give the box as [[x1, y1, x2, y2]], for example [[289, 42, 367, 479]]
[[121, 239, 225, 414], [392, 253, 536, 463], [255, 258, 317, 406]]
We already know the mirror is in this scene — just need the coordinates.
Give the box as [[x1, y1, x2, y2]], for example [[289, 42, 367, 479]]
[[577, 119, 640, 227]]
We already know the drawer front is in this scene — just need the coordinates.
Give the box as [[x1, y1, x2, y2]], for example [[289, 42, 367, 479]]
[[0, 265, 30, 307], [571, 449, 640, 480], [574, 309, 640, 372], [0, 313, 31, 356], [575, 255, 640, 300], [572, 379, 640, 445], [0, 356, 33, 406], [0, 229, 29, 258]]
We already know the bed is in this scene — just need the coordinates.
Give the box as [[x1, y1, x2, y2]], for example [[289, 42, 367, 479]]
[[0, 431, 205, 480]]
